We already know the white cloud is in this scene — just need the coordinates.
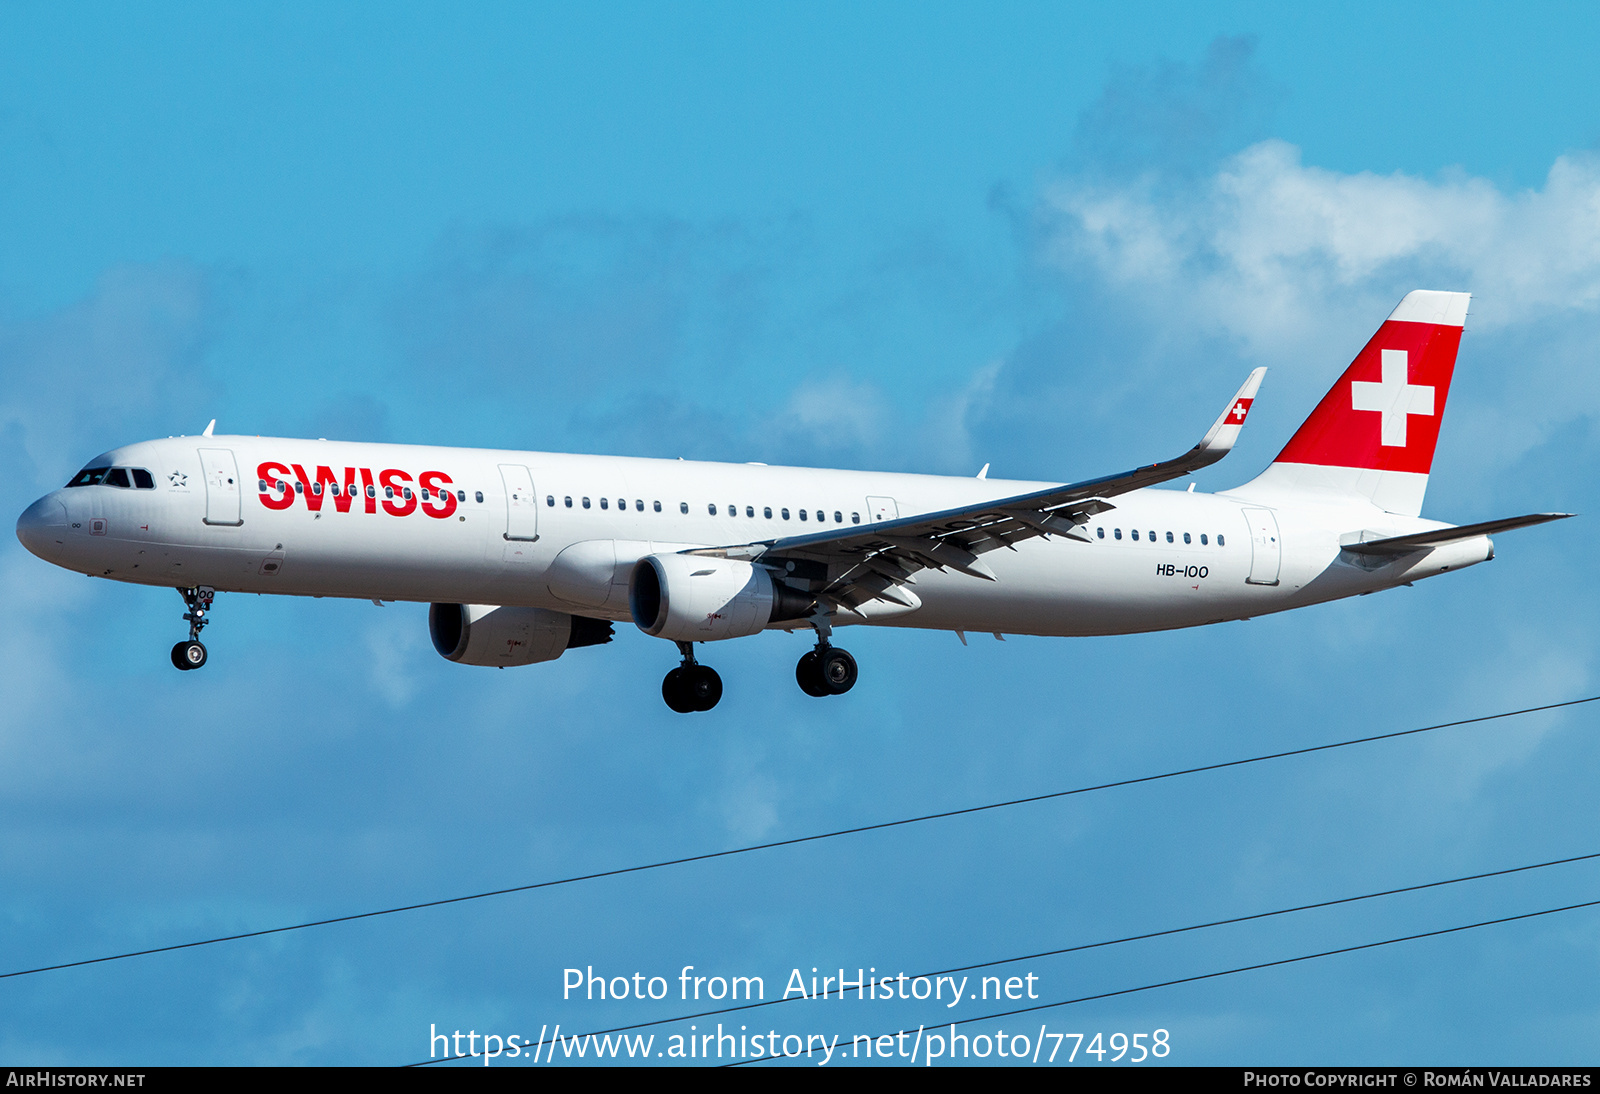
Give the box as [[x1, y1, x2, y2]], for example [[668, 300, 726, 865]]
[[0, 262, 214, 487], [1043, 140, 1600, 356], [0, 554, 100, 742], [777, 374, 889, 461], [364, 618, 425, 709]]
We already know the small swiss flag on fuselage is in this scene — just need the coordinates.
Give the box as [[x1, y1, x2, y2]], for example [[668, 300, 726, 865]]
[[1274, 318, 1463, 475]]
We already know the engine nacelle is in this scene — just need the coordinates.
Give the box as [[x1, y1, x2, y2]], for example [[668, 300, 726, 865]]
[[629, 554, 812, 642], [429, 603, 613, 667]]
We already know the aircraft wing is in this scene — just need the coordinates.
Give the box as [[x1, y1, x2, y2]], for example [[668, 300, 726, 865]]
[[689, 368, 1266, 613]]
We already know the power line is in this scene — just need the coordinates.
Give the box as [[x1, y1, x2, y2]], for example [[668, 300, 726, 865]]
[[406, 847, 1600, 1065], [4, 693, 1594, 983], [722, 896, 1600, 1066]]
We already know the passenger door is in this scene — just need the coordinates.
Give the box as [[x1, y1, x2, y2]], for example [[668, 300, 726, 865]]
[[500, 463, 540, 562], [1242, 507, 1282, 586], [198, 449, 243, 526]]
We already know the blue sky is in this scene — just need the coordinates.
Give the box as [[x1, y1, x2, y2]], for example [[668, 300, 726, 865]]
[[3, 2, 1599, 1066]]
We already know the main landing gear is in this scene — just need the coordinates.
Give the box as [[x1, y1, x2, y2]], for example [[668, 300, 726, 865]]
[[170, 585, 214, 671], [662, 641, 722, 713], [795, 613, 857, 698], [795, 644, 857, 697], [657, 625, 859, 712]]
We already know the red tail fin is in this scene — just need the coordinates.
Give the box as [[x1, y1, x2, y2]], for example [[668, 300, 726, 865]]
[[1239, 291, 1469, 516]]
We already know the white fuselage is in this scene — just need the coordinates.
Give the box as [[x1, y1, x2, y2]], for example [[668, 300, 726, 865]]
[[17, 434, 1492, 639]]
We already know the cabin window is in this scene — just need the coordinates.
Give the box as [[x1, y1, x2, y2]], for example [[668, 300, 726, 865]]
[[1114, 528, 1122, 540], [384, 486, 394, 499], [294, 481, 304, 494], [833, 511, 842, 523], [708, 504, 717, 515], [764, 507, 772, 519], [313, 482, 324, 496], [600, 497, 609, 509], [1217, 534, 1226, 546], [1166, 531, 1173, 543], [564, 496, 572, 508], [679, 502, 688, 514], [1131, 529, 1139, 541], [1097, 527, 1105, 539], [729, 503, 737, 517], [636, 499, 644, 512], [616, 498, 624, 510], [1200, 534, 1208, 545], [546, 495, 555, 506], [1183, 532, 1191, 544], [781, 508, 790, 520], [457, 490, 466, 502], [746, 505, 754, 518], [653, 500, 661, 512], [403, 487, 413, 501], [815, 510, 824, 522], [851, 512, 860, 524], [369, 485, 378, 499], [258, 479, 268, 492], [799, 509, 808, 521], [582, 497, 591, 509]]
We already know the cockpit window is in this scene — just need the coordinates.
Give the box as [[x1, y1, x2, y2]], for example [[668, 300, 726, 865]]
[[131, 468, 155, 489], [66, 467, 112, 487], [103, 468, 131, 488]]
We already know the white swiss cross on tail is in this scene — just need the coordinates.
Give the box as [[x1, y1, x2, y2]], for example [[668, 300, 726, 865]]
[[1264, 289, 1469, 516], [1350, 349, 1434, 447], [1229, 397, 1254, 423]]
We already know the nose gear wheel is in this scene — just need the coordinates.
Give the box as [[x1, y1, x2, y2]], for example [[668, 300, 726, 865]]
[[172, 586, 215, 671], [171, 641, 208, 670]]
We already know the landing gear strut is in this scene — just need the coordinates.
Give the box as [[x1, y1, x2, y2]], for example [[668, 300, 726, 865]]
[[662, 641, 722, 713], [795, 614, 857, 697], [170, 586, 214, 671]]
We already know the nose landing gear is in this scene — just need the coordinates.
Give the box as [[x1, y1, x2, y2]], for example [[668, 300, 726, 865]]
[[170, 586, 215, 671], [662, 641, 722, 713]]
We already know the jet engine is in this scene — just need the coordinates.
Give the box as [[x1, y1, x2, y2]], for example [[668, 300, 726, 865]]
[[629, 554, 813, 642], [429, 603, 613, 667]]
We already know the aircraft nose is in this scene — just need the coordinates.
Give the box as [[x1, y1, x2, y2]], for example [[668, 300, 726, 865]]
[[16, 494, 69, 560]]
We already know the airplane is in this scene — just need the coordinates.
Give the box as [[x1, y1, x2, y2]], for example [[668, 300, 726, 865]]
[[14, 290, 1570, 712]]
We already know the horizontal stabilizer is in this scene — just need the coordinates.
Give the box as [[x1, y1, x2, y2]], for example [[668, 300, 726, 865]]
[[1340, 512, 1573, 556]]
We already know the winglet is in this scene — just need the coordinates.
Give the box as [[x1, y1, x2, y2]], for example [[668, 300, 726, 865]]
[[202, 419, 216, 438], [1191, 367, 1266, 466]]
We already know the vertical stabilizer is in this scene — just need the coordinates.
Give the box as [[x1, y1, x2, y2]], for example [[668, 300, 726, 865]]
[[1235, 290, 1469, 517]]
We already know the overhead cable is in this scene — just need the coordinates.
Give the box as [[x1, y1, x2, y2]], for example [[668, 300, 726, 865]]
[[407, 847, 1600, 1065], [4, 693, 1593, 983], [723, 897, 1600, 1066]]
